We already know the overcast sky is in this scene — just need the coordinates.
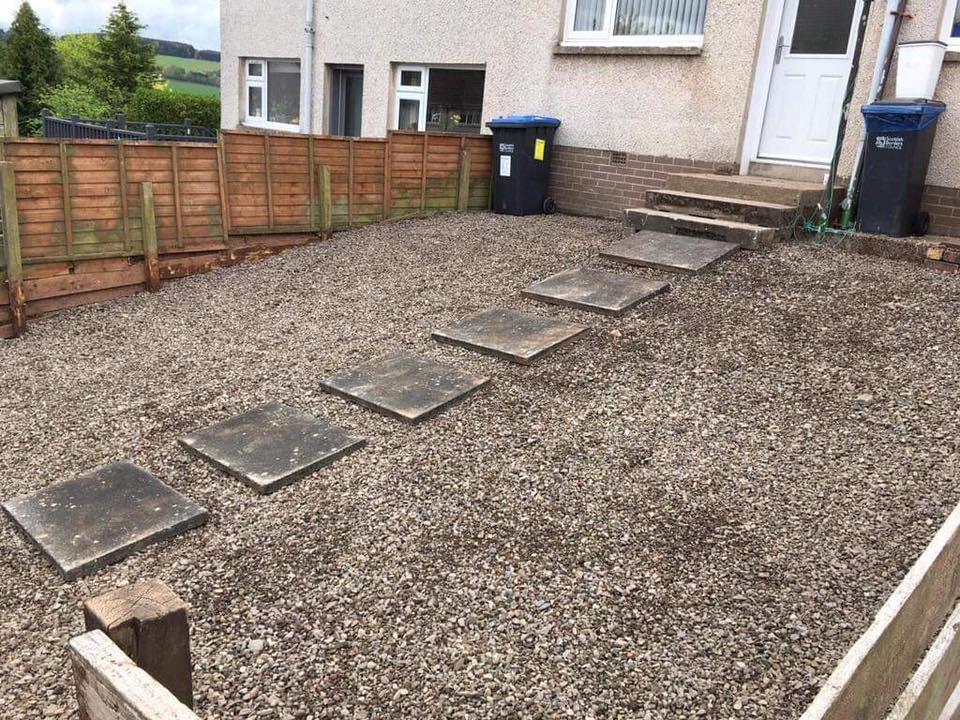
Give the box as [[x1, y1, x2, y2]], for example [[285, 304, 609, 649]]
[[0, 0, 220, 50]]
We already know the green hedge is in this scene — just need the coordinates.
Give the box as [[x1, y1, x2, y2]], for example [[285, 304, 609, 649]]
[[125, 86, 219, 130]]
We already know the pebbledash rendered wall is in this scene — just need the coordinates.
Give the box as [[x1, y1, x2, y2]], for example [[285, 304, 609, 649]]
[[220, 0, 960, 236]]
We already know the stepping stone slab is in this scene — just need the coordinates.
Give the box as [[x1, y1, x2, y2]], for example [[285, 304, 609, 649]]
[[432, 308, 588, 365], [1, 461, 208, 581], [180, 402, 365, 494], [522, 268, 670, 316], [321, 351, 490, 423], [601, 230, 739, 274]]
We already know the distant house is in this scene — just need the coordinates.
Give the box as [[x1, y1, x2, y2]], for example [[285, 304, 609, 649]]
[[220, 0, 960, 236]]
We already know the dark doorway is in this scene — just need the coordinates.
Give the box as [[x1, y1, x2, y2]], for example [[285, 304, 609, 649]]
[[329, 66, 364, 137]]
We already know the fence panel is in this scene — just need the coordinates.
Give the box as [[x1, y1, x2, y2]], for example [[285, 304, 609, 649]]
[[0, 129, 492, 336]]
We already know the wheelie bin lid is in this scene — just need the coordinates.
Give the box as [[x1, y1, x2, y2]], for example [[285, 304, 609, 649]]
[[861, 100, 946, 133], [486, 115, 562, 129]]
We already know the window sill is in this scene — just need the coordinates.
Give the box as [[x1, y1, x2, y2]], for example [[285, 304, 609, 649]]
[[553, 43, 702, 56]]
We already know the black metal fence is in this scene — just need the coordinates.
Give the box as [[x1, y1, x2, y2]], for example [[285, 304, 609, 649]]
[[41, 110, 217, 143]]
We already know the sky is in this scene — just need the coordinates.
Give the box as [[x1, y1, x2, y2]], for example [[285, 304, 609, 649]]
[[0, 0, 220, 50]]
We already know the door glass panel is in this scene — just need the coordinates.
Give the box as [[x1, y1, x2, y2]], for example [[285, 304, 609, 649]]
[[398, 98, 420, 130], [248, 86, 263, 119], [344, 73, 363, 137], [791, 0, 857, 54], [573, 0, 606, 31], [953, 3, 960, 38]]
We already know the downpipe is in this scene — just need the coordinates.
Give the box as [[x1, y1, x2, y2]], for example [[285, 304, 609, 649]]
[[301, 0, 316, 134]]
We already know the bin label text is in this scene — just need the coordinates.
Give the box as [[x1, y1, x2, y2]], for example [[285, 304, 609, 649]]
[[499, 143, 515, 154], [875, 135, 904, 151], [500, 155, 512, 177]]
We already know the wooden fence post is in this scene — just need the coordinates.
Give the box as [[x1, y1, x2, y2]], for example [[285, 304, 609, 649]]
[[316, 164, 333, 237], [140, 182, 160, 292], [457, 147, 471, 212], [82, 579, 195, 710], [1, 161, 25, 337]]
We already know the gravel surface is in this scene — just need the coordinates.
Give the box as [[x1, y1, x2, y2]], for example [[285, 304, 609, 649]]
[[1, 212, 959, 720]]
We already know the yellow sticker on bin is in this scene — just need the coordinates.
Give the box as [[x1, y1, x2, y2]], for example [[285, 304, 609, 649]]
[[534, 138, 546, 161]]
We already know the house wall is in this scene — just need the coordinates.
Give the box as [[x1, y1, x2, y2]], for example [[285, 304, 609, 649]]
[[221, 0, 960, 234]]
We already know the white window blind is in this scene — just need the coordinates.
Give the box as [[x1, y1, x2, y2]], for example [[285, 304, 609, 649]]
[[574, 0, 606, 31], [613, 0, 707, 36]]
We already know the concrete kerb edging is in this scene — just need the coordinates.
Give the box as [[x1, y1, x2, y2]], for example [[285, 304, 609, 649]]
[[801, 500, 960, 720]]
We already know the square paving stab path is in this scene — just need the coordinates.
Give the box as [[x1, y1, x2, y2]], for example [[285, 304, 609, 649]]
[[321, 351, 490, 423], [601, 230, 739, 274], [1, 461, 209, 581], [522, 268, 670, 316], [180, 402, 365, 494], [432, 308, 588, 365]]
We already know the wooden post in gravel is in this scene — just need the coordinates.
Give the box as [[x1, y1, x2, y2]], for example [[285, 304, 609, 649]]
[[0, 161, 26, 337], [457, 146, 471, 212], [140, 182, 161, 292], [316, 164, 333, 238], [82, 578, 195, 710]]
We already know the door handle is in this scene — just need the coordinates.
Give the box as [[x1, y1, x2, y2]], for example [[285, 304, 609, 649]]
[[775, 35, 788, 64]]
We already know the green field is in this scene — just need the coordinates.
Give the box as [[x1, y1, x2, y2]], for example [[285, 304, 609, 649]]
[[166, 79, 220, 98], [156, 54, 220, 72]]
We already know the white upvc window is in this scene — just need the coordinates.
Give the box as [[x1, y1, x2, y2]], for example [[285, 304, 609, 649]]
[[394, 65, 429, 131], [561, 0, 708, 47], [940, 0, 960, 49], [243, 58, 301, 131]]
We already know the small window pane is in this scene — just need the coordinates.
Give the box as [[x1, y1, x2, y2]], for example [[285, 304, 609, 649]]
[[248, 86, 263, 118], [573, 0, 606, 31], [398, 98, 420, 130], [614, 0, 708, 36], [248, 62, 263, 77], [953, 3, 960, 38], [267, 61, 301, 125], [791, 0, 856, 54], [400, 70, 422, 87]]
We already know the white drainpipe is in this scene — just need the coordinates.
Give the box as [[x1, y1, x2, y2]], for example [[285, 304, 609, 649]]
[[301, 0, 316, 134]]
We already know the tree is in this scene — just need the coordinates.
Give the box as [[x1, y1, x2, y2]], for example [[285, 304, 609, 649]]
[[0, 2, 62, 132], [94, 2, 160, 102], [55, 33, 125, 112]]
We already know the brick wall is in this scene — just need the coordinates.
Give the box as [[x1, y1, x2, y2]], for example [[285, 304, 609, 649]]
[[922, 185, 960, 238], [550, 144, 960, 240], [549, 145, 722, 219]]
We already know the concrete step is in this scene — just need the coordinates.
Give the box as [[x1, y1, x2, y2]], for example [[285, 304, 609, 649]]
[[624, 208, 783, 250], [664, 172, 841, 208], [601, 231, 739, 275], [644, 189, 798, 228]]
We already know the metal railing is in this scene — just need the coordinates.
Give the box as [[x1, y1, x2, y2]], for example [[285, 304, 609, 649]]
[[41, 110, 217, 143]]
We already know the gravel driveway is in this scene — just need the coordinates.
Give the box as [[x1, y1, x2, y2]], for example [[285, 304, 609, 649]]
[[1, 213, 959, 719]]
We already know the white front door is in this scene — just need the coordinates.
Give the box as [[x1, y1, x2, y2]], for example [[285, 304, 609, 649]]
[[757, 0, 863, 165]]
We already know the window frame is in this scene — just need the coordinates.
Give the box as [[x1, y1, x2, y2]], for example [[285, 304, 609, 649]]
[[940, 0, 960, 49], [394, 65, 429, 131], [243, 58, 302, 132], [561, 0, 706, 48]]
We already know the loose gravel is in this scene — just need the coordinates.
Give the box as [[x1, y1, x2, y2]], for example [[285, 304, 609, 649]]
[[1, 212, 959, 720]]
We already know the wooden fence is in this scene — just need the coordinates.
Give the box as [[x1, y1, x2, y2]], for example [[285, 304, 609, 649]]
[[0, 129, 492, 338]]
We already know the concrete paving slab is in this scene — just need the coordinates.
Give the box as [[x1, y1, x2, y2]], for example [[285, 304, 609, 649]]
[[180, 402, 365, 494], [1, 461, 208, 581], [522, 268, 670, 316], [321, 351, 490, 423], [601, 231, 739, 274], [432, 308, 588, 365]]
